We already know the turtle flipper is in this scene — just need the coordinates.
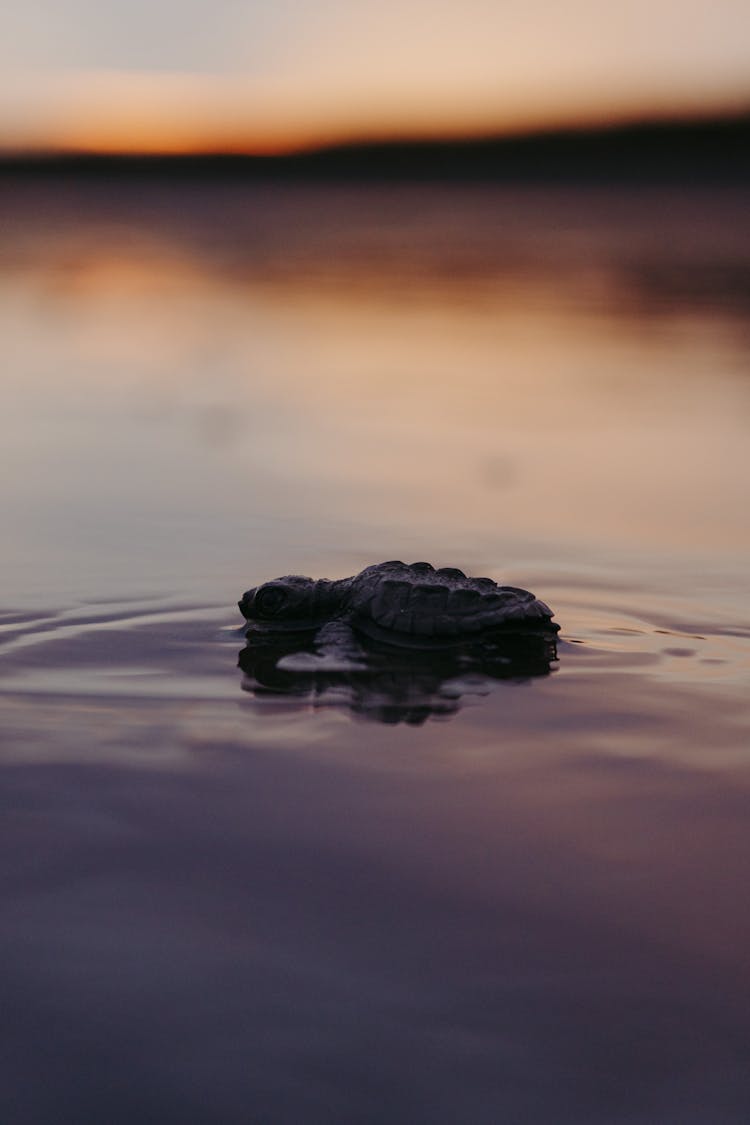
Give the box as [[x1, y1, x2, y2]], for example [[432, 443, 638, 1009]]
[[297, 620, 368, 670]]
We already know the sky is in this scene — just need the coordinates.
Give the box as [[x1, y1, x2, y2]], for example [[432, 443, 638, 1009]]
[[2, 0, 750, 154]]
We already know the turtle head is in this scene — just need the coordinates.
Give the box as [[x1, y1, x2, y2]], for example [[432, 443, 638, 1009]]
[[239, 575, 343, 631]]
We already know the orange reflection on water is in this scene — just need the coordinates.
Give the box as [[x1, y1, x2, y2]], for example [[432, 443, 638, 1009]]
[[1, 180, 749, 603]]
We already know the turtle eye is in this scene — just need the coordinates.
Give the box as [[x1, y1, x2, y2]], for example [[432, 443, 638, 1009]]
[[255, 585, 287, 617]]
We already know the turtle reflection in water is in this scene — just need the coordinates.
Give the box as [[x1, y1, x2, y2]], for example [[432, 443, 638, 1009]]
[[238, 561, 559, 724]]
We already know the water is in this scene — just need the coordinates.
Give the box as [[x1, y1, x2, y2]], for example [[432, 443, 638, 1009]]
[[1, 177, 749, 1123]]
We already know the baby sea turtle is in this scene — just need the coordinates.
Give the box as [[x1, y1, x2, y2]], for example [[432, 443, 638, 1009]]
[[239, 560, 558, 646]]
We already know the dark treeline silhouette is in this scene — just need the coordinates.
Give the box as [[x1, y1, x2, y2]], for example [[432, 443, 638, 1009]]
[[1, 114, 749, 182]]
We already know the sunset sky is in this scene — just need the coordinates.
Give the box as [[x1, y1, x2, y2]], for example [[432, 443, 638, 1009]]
[[2, 0, 749, 154]]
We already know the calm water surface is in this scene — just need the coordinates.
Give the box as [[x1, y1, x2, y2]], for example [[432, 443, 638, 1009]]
[[1, 179, 749, 1123]]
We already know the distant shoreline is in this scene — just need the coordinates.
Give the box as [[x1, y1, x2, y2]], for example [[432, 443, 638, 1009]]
[[1, 114, 748, 183]]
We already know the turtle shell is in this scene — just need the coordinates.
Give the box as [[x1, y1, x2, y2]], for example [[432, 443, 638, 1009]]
[[347, 561, 557, 639]]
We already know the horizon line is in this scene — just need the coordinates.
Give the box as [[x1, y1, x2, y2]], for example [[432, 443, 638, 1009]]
[[2, 105, 749, 162]]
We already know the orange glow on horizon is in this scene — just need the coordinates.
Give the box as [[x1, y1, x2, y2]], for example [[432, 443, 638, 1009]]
[[2, 0, 749, 158], [8, 101, 749, 159], [3, 67, 749, 158]]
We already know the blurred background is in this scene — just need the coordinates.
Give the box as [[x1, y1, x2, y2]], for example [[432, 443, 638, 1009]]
[[1, 0, 749, 605], [2, 0, 750, 153]]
